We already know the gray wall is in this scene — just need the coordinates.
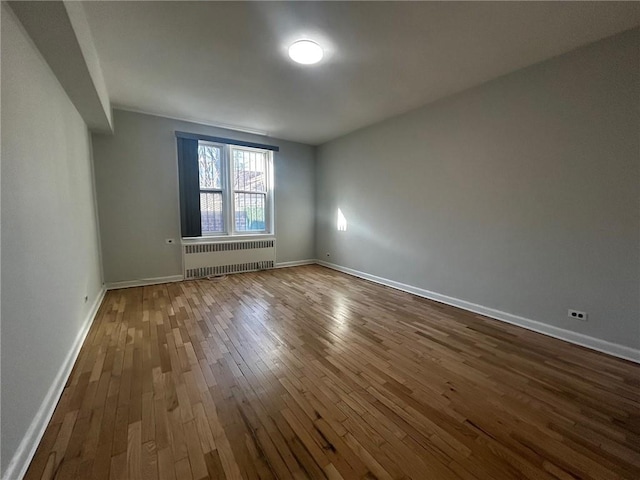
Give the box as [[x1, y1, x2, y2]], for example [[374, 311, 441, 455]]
[[92, 110, 315, 284], [316, 29, 639, 349], [1, 4, 104, 474]]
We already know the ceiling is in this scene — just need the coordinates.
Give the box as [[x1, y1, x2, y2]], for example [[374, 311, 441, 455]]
[[82, 1, 640, 145]]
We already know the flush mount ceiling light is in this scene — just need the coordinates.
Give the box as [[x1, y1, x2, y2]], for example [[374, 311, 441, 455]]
[[288, 40, 324, 65]]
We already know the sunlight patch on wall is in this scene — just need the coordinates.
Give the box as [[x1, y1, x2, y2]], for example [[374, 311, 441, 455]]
[[337, 208, 348, 231]]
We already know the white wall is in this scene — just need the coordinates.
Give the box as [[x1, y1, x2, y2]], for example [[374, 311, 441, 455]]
[[91, 109, 316, 284], [1, 4, 104, 476], [316, 29, 639, 351]]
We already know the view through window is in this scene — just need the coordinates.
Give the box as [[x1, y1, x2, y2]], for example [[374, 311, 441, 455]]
[[198, 142, 272, 235]]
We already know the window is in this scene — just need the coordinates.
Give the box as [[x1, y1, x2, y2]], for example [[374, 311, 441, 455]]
[[177, 133, 276, 238], [198, 143, 224, 233], [231, 147, 269, 233]]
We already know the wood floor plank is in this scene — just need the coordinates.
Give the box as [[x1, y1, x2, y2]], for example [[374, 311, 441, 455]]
[[127, 421, 142, 480], [157, 447, 176, 480], [23, 265, 640, 479]]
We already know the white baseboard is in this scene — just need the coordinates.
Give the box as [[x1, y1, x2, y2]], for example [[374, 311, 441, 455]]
[[316, 261, 640, 364], [274, 259, 317, 269], [106, 274, 184, 290], [2, 288, 107, 480]]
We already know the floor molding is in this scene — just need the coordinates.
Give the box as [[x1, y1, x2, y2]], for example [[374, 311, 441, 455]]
[[274, 259, 317, 269], [2, 287, 107, 480], [316, 260, 640, 364], [106, 274, 184, 290]]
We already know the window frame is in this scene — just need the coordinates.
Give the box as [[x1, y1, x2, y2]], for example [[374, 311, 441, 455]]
[[198, 141, 226, 234], [195, 141, 274, 238]]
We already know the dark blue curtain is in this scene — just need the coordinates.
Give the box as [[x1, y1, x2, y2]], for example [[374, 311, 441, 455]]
[[177, 137, 202, 237]]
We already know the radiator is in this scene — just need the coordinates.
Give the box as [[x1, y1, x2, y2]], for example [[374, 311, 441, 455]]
[[183, 239, 275, 279]]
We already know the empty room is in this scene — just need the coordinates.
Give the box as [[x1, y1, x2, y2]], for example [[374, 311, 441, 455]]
[[2, 1, 639, 479]]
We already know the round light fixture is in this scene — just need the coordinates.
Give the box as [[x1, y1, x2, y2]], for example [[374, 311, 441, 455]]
[[288, 40, 324, 65]]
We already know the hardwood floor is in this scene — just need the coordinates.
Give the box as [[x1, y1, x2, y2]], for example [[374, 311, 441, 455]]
[[25, 265, 640, 480]]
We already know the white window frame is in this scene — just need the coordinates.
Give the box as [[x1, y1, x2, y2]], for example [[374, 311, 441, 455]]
[[197, 141, 274, 238], [198, 141, 227, 234]]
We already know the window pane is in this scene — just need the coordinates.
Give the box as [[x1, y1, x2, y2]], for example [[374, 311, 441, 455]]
[[198, 145, 222, 189], [200, 192, 224, 233], [233, 149, 266, 192], [234, 193, 266, 231]]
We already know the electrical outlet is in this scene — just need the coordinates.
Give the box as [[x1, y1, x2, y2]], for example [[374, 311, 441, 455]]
[[165, 238, 176, 245], [568, 309, 587, 321]]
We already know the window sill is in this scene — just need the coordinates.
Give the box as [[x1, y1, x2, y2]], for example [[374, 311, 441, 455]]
[[181, 234, 275, 245]]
